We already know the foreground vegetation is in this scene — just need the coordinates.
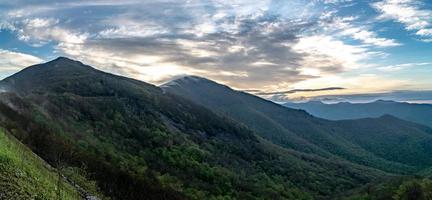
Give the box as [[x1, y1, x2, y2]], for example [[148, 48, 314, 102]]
[[0, 129, 80, 199]]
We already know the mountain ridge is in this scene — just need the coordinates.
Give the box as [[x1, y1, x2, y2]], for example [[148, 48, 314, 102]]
[[3, 57, 432, 199], [163, 75, 432, 173], [0, 57, 389, 199], [284, 100, 432, 128]]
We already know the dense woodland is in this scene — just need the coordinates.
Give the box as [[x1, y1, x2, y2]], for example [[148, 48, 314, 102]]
[[0, 57, 432, 199]]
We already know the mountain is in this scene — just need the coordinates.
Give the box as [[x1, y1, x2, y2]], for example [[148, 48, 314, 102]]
[[0, 57, 389, 199], [284, 100, 432, 128], [162, 76, 432, 174]]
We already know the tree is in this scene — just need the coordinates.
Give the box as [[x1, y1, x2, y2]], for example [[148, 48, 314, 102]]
[[394, 181, 424, 200]]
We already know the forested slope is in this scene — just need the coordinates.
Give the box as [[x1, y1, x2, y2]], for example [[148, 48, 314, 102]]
[[0, 57, 389, 199], [162, 76, 432, 174]]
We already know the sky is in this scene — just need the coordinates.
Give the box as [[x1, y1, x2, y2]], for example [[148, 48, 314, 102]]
[[0, 0, 431, 102]]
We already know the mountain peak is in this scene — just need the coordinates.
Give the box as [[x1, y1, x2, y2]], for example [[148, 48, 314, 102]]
[[374, 99, 396, 104], [161, 75, 215, 88], [45, 56, 89, 68], [307, 100, 325, 105], [0, 57, 98, 93], [52, 56, 74, 62], [176, 75, 212, 83]]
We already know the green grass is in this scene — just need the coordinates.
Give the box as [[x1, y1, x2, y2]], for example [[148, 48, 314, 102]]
[[0, 129, 80, 200]]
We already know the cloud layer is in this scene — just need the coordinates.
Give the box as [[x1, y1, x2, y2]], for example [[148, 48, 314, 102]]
[[372, 0, 432, 42], [0, 0, 431, 100], [0, 49, 43, 77]]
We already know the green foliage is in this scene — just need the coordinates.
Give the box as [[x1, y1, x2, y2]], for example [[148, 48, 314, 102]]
[[61, 166, 108, 199], [344, 178, 432, 200], [0, 129, 80, 200], [393, 179, 432, 200]]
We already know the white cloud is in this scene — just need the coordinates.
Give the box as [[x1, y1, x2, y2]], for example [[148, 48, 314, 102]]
[[343, 28, 401, 47], [320, 0, 353, 4], [98, 19, 168, 38], [320, 14, 401, 47], [23, 18, 59, 29], [372, 0, 432, 40], [417, 29, 432, 36], [209, 0, 271, 17], [262, 73, 413, 102], [0, 50, 43, 78], [4, 1, 142, 18], [56, 41, 201, 83], [4, 18, 89, 47], [379, 62, 431, 71], [292, 35, 376, 75], [289, 74, 410, 97]]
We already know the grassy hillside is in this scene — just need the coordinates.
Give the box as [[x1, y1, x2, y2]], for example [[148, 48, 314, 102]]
[[0, 129, 81, 200], [0, 57, 390, 199]]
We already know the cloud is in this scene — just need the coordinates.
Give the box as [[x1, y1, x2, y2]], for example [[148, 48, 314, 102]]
[[292, 35, 381, 76], [16, 18, 88, 46], [251, 87, 345, 95], [292, 74, 411, 92], [0, 0, 425, 95], [320, 0, 353, 4], [0, 49, 43, 78], [46, 10, 317, 88], [343, 28, 401, 47], [23, 18, 58, 28], [319, 12, 401, 47], [379, 62, 431, 71], [308, 90, 432, 104], [265, 73, 414, 102], [372, 0, 432, 41]]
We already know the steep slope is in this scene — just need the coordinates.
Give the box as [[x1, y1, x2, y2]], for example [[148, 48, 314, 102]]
[[0, 129, 81, 200], [332, 115, 432, 167], [0, 57, 387, 199], [162, 77, 334, 157], [162, 76, 432, 173], [345, 176, 432, 200], [284, 100, 432, 128]]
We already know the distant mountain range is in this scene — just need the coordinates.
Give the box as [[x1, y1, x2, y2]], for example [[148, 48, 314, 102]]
[[284, 100, 432, 128], [291, 90, 432, 104], [1, 58, 432, 199]]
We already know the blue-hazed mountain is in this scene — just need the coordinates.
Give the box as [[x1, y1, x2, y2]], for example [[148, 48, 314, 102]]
[[284, 100, 432, 128], [0, 57, 394, 200], [162, 76, 432, 174]]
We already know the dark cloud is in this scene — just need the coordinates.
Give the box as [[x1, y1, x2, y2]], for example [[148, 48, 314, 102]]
[[56, 11, 319, 88]]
